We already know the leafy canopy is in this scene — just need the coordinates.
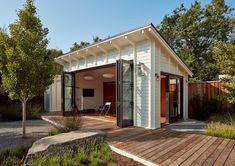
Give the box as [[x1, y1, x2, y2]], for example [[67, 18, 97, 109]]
[[214, 41, 235, 106], [157, 0, 234, 81], [0, 0, 56, 101], [69, 36, 102, 52]]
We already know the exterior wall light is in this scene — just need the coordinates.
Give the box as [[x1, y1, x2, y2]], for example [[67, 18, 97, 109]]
[[136, 62, 145, 76], [155, 73, 160, 80]]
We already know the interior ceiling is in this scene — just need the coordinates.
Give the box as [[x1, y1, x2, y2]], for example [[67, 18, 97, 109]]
[[76, 66, 116, 81]]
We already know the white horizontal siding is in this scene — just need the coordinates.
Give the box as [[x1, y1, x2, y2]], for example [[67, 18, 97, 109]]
[[136, 41, 151, 128]]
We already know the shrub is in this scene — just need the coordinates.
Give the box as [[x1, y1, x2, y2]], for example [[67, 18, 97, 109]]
[[31, 143, 116, 166], [206, 122, 235, 139], [208, 113, 235, 124], [0, 145, 29, 166], [206, 113, 235, 139], [27, 104, 43, 119], [49, 116, 81, 136]]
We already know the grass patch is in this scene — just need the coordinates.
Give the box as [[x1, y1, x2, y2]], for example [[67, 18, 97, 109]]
[[0, 145, 29, 166], [206, 122, 235, 139], [31, 143, 117, 166], [206, 113, 235, 139], [49, 116, 81, 136]]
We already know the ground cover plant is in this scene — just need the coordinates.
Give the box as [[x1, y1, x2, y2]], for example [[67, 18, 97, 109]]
[[30, 143, 117, 166], [0, 145, 29, 166], [206, 113, 235, 139], [49, 116, 81, 136]]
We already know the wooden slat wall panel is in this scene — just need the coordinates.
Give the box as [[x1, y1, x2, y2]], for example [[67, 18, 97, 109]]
[[188, 81, 232, 117]]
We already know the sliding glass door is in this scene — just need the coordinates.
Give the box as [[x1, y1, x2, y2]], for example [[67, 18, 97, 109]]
[[116, 60, 134, 127], [62, 72, 75, 114]]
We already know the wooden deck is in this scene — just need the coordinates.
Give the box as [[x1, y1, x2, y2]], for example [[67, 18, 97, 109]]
[[81, 116, 235, 166]]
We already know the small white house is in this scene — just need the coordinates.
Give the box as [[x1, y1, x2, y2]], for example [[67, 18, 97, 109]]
[[45, 23, 193, 129]]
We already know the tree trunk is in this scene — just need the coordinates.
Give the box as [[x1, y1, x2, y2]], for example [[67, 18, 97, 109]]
[[22, 100, 27, 138]]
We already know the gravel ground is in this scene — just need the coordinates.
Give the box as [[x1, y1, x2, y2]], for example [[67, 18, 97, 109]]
[[0, 120, 52, 149]]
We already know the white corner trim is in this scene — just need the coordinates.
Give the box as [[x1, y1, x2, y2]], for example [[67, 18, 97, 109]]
[[108, 143, 158, 166]]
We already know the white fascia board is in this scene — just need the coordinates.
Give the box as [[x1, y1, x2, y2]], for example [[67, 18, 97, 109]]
[[56, 24, 153, 60]]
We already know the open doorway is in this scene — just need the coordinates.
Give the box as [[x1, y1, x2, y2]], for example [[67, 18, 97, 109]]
[[75, 65, 116, 117], [161, 73, 183, 126], [61, 60, 134, 128]]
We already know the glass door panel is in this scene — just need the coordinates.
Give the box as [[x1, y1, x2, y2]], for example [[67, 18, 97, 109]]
[[117, 59, 134, 127], [62, 73, 75, 113], [169, 78, 178, 122], [169, 77, 183, 123]]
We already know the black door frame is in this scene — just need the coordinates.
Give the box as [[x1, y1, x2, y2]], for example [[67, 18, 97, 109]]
[[160, 72, 184, 123], [61, 72, 75, 116], [116, 59, 134, 127]]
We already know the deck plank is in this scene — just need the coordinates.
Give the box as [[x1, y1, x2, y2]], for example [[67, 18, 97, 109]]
[[213, 140, 235, 166], [120, 129, 173, 152], [169, 135, 211, 166], [79, 116, 234, 166], [180, 136, 217, 166], [155, 134, 200, 164], [202, 139, 230, 166], [223, 141, 235, 166], [190, 138, 224, 166]]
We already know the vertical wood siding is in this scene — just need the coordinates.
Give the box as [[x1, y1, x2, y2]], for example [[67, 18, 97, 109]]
[[188, 81, 232, 117]]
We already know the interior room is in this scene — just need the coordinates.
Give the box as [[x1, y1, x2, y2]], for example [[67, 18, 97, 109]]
[[75, 65, 116, 116]]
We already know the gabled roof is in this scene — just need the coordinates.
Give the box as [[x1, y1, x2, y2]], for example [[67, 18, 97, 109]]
[[56, 23, 193, 76]]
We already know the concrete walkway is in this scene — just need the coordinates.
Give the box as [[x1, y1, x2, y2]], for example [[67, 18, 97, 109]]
[[0, 120, 52, 148], [164, 119, 207, 134]]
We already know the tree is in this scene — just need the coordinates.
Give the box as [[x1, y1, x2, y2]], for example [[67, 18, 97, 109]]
[[70, 41, 90, 52], [93, 36, 102, 43], [0, 0, 56, 137], [69, 36, 102, 52], [157, 0, 234, 81], [47, 48, 63, 58], [214, 41, 235, 112]]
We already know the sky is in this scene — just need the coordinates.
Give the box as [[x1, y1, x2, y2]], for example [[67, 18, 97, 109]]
[[0, 0, 234, 53]]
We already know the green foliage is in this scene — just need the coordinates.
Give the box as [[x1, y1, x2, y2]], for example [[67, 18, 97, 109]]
[[0, 0, 57, 136], [0, 0, 57, 101], [31, 143, 116, 166], [209, 113, 235, 124], [206, 113, 235, 139], [213, 41, 235, 111], [93, 36, 102, 43], [49, 116, 81, 136], [157, 0, 234, 81], [69, 36, 102, 52], [206, 122, 235, 139], [70, 41, 90, 52], [0, 145, 29, 166]]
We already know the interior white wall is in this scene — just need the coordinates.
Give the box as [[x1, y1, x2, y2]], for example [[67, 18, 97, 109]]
[[75, 67, 116, 110], [75, 73, 103, 110]]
